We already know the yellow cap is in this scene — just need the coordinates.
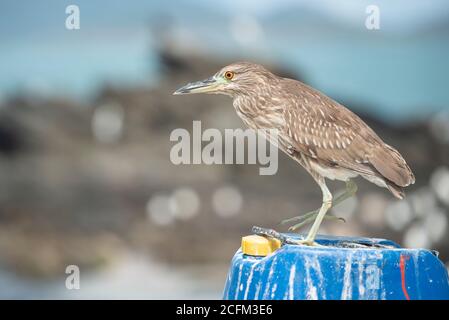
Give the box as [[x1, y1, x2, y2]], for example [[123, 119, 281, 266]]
[[241, 235, 281, 256]]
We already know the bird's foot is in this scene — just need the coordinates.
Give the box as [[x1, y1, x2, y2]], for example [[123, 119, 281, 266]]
[[280, 210, 345, 231], [290, 239, 323, 247], [252, 226, 326, 247], [280, 209, 319, 225]]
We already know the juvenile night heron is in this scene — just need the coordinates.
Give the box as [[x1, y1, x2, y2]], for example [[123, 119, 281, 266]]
[[174, 62, 415, 245]]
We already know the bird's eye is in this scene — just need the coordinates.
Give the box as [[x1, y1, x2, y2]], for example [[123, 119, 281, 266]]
[[224, 71, 235, 80]]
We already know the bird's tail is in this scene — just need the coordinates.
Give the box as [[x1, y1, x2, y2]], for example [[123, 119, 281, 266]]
[[386, 181, 405, 199], [370, 143, 415, 192]]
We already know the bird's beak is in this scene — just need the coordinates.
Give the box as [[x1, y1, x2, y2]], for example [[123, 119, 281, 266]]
[[173, 76, 223, 95]]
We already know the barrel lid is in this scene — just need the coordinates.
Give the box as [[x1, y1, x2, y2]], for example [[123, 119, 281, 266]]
[[241, 235, 281, 256]]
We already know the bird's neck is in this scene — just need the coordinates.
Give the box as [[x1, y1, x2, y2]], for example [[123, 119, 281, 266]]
[[232, 91, 284, 130]]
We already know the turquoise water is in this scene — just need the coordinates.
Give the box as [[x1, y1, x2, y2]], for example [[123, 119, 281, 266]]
[[0, 0, 448, 122], [281, 35, 449, 121]]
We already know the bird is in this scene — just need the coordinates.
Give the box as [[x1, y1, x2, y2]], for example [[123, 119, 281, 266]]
[[173, 62, 415, 246]]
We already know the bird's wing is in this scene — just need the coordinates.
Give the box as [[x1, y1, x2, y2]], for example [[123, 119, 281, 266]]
[[282, 80, 383, 177]]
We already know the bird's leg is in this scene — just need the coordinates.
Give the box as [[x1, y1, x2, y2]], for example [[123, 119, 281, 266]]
[[281, 180, 357, 229], [281, 210, 343, 227], [333, 179, 358, 207], [288, 215, 344, 231], [292, 179, 332, 246]]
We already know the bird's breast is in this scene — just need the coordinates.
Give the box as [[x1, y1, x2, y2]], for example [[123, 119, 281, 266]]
[[233, 97, 285, 131]]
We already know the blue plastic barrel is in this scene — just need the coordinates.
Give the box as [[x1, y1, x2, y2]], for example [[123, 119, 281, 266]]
[[223, 233, 449, 300]]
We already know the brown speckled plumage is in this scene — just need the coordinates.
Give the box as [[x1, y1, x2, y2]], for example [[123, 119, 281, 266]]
[[174, 61, 415, 244], [224, 62, 415, 199]]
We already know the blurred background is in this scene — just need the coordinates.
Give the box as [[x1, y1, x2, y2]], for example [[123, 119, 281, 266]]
[[0, 0, 449, 299]]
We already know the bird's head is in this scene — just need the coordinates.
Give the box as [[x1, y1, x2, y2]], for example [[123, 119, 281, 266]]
[[173, 62, 276, 97]]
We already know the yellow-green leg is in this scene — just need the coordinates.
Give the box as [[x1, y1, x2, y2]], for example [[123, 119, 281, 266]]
[[281, 180, 358, 232], [292, 177, 333, 246]]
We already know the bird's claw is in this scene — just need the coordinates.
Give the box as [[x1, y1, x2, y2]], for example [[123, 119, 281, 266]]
[[291, 239, 323, 247], [280, 209, 319, 225], [251, 226, 326, 247]]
